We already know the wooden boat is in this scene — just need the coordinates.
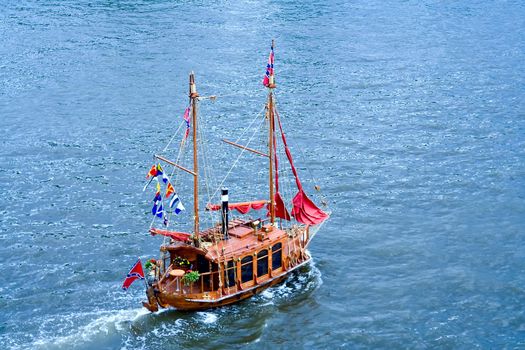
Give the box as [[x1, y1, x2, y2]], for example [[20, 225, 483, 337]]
[[142, 42, 329, 312]]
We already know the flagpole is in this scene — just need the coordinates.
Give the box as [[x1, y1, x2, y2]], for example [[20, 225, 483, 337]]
[[143, 268, 149, 289], [189, 72, 200, 247], [268, 39, 276, 225]]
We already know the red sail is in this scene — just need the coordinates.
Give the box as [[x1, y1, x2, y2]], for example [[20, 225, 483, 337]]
[[274, 192, 291, 220], [275, 108, 328, 225], [149, 228, 192, 242], [272, 114, 292, 221], [291, 190, 328, 225], [206, 200, 267, 214]]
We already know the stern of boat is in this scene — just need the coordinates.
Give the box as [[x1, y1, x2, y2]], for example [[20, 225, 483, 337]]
[[143, 285, 159, 312]]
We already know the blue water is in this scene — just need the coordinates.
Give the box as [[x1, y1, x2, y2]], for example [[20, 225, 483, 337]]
[[1, 0, 525, 349]]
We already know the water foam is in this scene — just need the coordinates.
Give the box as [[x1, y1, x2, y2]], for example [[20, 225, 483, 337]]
[[198, 312, 218, 324], [32, 308, 148, 349]]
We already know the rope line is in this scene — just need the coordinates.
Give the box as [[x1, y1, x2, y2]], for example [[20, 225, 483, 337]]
[[273, 93, 329, 207], [162, 121, 185, 153], [209, 105, 267, 202]]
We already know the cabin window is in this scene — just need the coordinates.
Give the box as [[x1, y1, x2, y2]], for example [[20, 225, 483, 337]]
[[197, 255, 210, 273], [196, 255, 211, 287], [241, 256, 253, 283], [257, 249, 269, 277], [210, 262, 220, 291], [225, 260, 236, 287], [272, 243, 282, 270]]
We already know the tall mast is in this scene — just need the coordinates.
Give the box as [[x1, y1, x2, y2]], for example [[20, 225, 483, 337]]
[[189, 72, 200, 244], [268, 40, 276, 225], [268, 93, 275, 225]]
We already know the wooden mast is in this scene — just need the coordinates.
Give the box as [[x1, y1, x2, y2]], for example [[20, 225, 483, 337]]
[[268, 39, 276, 225], [190, 72, 200, 245]]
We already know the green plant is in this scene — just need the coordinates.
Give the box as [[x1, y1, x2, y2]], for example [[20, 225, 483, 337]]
[[182, 270, 200, 286], [145, 259, 156, 271]]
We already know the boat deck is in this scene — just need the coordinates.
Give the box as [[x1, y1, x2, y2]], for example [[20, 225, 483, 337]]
[[199, 219, 288, 261], [160, 274, 218, 297]]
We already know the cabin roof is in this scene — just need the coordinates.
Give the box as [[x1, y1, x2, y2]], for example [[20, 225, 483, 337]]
[[203, 222, 286, 261], [160, 218, 288, 262]]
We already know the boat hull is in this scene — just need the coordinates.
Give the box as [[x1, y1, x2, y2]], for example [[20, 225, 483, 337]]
[[143, 258, 310, 312]]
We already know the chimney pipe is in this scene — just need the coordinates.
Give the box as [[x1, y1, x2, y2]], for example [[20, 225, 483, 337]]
[[221, 188, 229, 239]]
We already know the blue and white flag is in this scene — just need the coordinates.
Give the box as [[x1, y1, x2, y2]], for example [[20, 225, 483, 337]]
[[162, 172, 169, 184], [152, 189, 162, 216], [152, 202, 158, 216], [156, 203, 164, 218], [169, 193, 185, 214]]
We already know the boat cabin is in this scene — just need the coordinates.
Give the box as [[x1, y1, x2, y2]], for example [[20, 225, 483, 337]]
[[150, 218, 290, 300]]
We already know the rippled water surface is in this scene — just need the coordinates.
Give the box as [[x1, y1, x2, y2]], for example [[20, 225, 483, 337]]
[[1, 0, 525, 349]]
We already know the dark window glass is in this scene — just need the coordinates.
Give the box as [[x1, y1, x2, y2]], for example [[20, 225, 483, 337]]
[[226, 260, 236, 287], [211, 262, 219, 290], [197, 255, 210, 273], [272, 243, 282, 270], [257, 249, 269, 277], [241, 256, 253, 283]]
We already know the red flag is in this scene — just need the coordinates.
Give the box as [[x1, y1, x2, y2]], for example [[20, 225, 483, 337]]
[[122, 259, 145, 290], [146, 165, 157, 179], [165, 182, 175, 199], [262, 44, 274, 87], [183, 107, 190, 139]]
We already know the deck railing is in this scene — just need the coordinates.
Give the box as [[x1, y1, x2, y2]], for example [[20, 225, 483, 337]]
[[161, 269, 220, 295]]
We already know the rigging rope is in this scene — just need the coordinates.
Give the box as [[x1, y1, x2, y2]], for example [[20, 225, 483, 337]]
[[162, 121, 185, 153], [198, 105, 220, 226], [209, 105, 267, 202], [197, 111, 232, 295], [152, 102, 190, 245], [272, 92, 330, 208], [274, 122, 298, 226]]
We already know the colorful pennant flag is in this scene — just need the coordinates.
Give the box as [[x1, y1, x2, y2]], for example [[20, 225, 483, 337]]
[[152, 198, 162, 216], [262, 44, 275, 87], [156, 164, 164, 177], [183, 107, 190, 139], [156, 203, 164, 218], [122, 259, 145, 290], [146, 165, 157, 179], [165, 182, 175, 199], [152, 202, 158, 216], [153, 190, 161, 203], [152, 182, 162, 215], [161, 172, 169, 184], [169, 193, 185, 214]]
